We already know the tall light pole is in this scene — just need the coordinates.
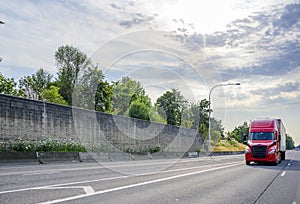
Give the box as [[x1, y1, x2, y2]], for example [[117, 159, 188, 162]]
[[207, 82, 240, 154], [0, 21, 4, 62]]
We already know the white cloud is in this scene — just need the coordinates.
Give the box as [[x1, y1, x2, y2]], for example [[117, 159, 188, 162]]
[[89, 31, 215, 102], [0, 0, 132, 75], [1, 0, 300, 143]]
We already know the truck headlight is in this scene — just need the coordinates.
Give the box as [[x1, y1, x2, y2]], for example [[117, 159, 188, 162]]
[[245, 146, 251, 154], [269, 149, 275, 155]]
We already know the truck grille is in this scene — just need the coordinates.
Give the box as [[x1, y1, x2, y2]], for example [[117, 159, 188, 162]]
[[252, 146, 267, 158]]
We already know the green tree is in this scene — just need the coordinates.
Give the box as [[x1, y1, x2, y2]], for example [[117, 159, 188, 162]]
[[180, 105, 194, 128], [19, 76, 35, 99], [73, 66, 105, 110], [286, 134, 295, 150], [227, 121, 249, 143], [156, 88, 187, 126], [95, 80, 113, 113], [188, 99, 223, 141], [149, 105, 167, 124], [112, 77, 151, 115], [55, 45, 92, 105], [192, 99, 210, 139], [128, 101, 150, 120], [41, 85, 68, 105], [18, 68, 52, 100], [0, 73, 23, 96], [211, 118, 224, 137], [211, 129, 222, 144], [189, 102, 200, 129]]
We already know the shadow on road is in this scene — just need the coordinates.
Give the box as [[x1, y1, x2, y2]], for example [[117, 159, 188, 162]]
[[246, 160, 300, 172]]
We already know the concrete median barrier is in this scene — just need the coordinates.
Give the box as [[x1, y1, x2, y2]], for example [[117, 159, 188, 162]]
[[0, 151, 244, 164]]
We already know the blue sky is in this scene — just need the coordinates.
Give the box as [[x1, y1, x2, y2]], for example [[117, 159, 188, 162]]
[[0, 0, 299, 144]]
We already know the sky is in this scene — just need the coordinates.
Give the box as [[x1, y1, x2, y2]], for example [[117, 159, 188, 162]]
[[0, 0, 300, 144]]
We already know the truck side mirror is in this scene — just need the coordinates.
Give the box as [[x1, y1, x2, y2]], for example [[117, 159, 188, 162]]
[[243, 134, 248, 145], [278, 134, 281, 141]]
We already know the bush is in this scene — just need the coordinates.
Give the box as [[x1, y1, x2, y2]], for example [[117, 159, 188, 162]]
[[125, 147, 134, 154], [128, 101, 150, 121], [11, 138, 36, 152], [148, 145, 161, 154], [124, 145, 161, 154], [1, 138, 86, 152], [227, 138, 237, 146], [1, 139, 163, 154], [0, 141, 5, 152]]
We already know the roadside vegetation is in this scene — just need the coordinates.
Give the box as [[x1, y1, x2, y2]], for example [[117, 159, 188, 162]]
[[0, 138, 163, 154], [0, 138, 86, 152], [213, 139, 246, 152], [0, 44, 296, 152]]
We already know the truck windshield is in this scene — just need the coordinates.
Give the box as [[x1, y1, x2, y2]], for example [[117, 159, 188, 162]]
[[250, 132, 274, 140]]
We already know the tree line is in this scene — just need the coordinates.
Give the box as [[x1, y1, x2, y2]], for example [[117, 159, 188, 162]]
[[0, 45, 295, 147], [227, 122, 295, 149]]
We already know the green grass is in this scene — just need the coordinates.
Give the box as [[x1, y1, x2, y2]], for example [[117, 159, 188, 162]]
[[212, 139, 246, 152]]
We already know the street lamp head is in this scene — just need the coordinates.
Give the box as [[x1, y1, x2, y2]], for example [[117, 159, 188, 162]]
[[225, 82, 241, 86]]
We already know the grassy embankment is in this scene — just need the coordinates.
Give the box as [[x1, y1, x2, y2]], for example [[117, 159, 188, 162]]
[[212, 139, 246, 152]]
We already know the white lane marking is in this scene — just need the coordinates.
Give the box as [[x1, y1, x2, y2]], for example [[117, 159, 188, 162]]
[[83, 186, 95, 195], [281, 171, 286, 176], [23, 171, 62, 176], [38, 162, 242, 204], [0, 161, 241, 195], [42, 186, 95, 195], [0, 175, 129, 195], [0, 166, 104, 176]]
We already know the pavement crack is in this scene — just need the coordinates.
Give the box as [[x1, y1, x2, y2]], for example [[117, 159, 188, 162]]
[[253, 162, 289, 204]]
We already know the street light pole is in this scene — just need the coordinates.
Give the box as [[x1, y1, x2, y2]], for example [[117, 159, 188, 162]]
[[0, 21, 4, 62], [207, 82, 240, 154]]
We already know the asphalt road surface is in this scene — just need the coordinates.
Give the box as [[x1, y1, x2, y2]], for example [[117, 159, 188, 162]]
[[0, 150, 299, 204]]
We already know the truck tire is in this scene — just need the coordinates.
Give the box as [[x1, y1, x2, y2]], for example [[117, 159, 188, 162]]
[[246, 161, 250, 165], [281, 152, 285, 160]]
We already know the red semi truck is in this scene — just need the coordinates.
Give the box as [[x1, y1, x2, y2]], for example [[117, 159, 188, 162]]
[[244, 118, 286, 165]]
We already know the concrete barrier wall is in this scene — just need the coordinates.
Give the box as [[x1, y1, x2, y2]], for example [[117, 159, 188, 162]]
[[0, 94, 203, 152]]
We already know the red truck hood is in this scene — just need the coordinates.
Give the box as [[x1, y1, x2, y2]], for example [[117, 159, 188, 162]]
[[248, 140, 275, 146]]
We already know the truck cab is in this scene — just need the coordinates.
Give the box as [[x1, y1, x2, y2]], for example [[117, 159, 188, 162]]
[[244, 118, 286, 165]]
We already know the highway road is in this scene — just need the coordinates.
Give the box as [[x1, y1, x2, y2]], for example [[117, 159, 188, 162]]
[[0, 150, 299, 204]]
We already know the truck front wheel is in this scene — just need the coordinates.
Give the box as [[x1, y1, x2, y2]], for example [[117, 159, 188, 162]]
[[246, 161, 250, 165], [281, 152, 285, 160]]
